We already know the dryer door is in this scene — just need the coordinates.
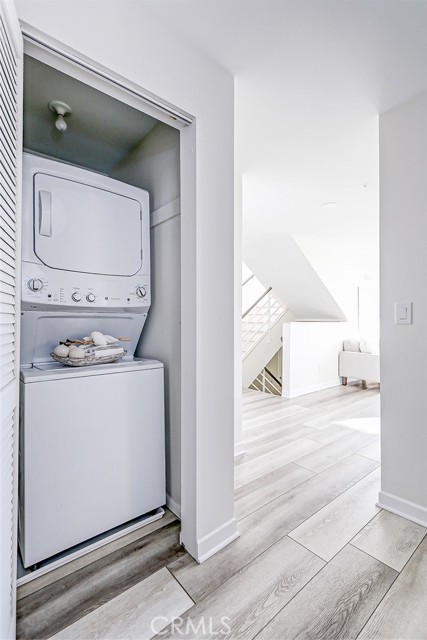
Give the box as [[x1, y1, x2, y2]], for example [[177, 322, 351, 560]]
[[34, 173, 143, 276]]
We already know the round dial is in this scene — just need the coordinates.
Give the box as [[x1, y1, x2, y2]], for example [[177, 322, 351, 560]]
[[86, 293, 96, 303], [136, 286, 147, 298], [28, 278, 43, 292], [71, 292, 82, 302]]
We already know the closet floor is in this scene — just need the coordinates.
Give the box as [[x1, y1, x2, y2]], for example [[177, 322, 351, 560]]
[[16, 510, 187, 639], [18, 383, 427, 640]]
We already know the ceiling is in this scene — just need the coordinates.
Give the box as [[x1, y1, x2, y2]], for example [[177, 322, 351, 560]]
[[23, 55, 158, 174], [141, 0, 427, 113], [141, 0, 427, 306]]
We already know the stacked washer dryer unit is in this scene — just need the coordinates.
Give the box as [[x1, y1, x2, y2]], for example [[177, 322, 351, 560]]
[[19, 153, 166, 569]]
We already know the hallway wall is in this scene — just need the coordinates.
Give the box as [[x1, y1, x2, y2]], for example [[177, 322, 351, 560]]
[[379, 92, 427, 523]]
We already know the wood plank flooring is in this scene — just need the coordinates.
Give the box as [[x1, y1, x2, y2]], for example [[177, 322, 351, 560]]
[[162, 536, 325, 640], [288, 467, 381, 561], [17, 382, 427, 640], [351, 509, 427, 572], [257, 544, 397, 640], [50, 568, 193, 640], [17, 520, 187, 639], [358, 536, 427, 639], [168, 454, 379, 603]]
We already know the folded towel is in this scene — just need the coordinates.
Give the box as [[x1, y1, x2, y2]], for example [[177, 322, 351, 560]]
[[93, 347, 124, 358]]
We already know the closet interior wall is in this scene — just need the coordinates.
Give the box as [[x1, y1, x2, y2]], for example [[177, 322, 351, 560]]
[[112, 124, 181, 513]]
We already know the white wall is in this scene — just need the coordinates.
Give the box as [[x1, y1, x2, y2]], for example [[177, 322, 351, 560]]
[[358, 279, 380, 347], [244, 231, 346, 321], [113, 123, 180, 212], [282, 321, 348, 398], [294, 235, 379, 343], [112, 123, 182, 516], [242, 275, 267, 316], [141, 214, 181, 516], [16, 0, 237, 560], [378, 93, 427, 524]]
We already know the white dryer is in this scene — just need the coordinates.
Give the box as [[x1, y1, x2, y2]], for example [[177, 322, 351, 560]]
[[19, 154, 166, 568]]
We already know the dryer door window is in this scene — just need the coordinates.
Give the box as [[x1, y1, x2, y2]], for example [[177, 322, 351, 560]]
[[34, 173, 143, 276]]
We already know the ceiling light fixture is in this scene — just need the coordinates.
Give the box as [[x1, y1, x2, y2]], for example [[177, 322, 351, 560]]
[[320, 201, 338, 209], [48, 100, 72, 132]]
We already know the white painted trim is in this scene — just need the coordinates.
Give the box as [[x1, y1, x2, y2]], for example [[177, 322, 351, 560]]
[[151, 198, 181, 228], [377, 491, 427, 528], [234, 441, 246, 457], [166, 495, 181, 519], [21, 22, 193, 126], [16, 509, 165, 586], [283, 379, 341, 399], [1, 0, 23, 55], [196, 518, 240, 564], [178, 121, 198, 561]]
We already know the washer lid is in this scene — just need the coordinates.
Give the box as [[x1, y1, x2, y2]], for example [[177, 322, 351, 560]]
[[34, 173, 143, 276], [20, 358, 163, 382]]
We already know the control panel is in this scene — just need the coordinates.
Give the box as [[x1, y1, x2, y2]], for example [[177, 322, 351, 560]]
[[22, 262, 151, 311]]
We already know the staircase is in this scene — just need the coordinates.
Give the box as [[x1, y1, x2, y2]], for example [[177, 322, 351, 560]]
[[242, 287, 286, 357], [250, 366, 282, 395], [242, 267, 288, 390]]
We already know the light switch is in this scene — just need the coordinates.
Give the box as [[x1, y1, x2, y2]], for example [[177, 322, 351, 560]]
[[395, 302, 412, 324]]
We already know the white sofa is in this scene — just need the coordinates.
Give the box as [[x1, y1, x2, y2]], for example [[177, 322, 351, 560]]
[[339, 341, 380, 385]]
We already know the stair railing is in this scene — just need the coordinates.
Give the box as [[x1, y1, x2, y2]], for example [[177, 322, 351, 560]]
[[250, 367, 282, 396], [242, 287, 272, 319], [242, 287, 287, 358], [242, 273, 255, 287]]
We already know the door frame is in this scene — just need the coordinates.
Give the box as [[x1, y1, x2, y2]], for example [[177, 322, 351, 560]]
[[18, 22, 200, 559]]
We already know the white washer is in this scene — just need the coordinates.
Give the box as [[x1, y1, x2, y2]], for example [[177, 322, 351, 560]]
[[19, 358, 165, 568]]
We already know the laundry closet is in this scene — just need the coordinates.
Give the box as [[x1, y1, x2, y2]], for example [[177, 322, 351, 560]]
[[17, 50, 182, 578]]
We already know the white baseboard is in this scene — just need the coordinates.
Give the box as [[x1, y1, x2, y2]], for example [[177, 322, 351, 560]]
[[234, 440, 246, 457], [283, 379, 340, 399], [196, 517, 240, 563], [166, 495, 181, 519], [377, 491, 427, 528]]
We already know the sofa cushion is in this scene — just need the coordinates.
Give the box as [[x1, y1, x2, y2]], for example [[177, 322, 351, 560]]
[[343, 339, 360, 352]]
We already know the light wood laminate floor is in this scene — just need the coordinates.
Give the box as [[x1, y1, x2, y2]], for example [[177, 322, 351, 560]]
[[17, 383, 427, 639]]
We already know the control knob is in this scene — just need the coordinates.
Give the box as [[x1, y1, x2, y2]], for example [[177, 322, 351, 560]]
[[136, 286, 147, 298], [71, 292, 82, 302], [86, 293, 96, 303], [28, 278, 43, 292]]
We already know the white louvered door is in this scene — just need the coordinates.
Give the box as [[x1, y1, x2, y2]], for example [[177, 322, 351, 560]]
[[0, 1, 22, 639]]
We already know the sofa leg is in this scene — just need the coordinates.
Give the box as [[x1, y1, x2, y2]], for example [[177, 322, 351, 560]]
[[342, 377, 348, 386]]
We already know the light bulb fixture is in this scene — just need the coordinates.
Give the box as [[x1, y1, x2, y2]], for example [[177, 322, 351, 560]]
[[48, 100, 72, 132], [320, 201, 338, 209]]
